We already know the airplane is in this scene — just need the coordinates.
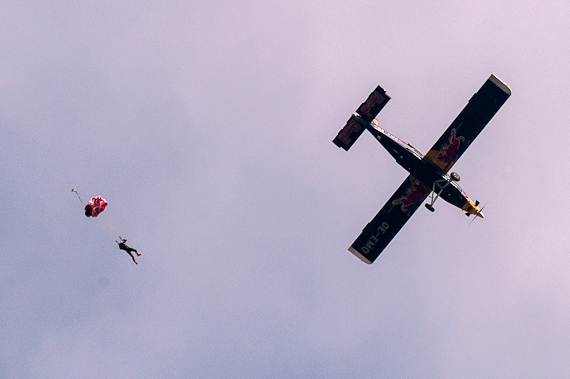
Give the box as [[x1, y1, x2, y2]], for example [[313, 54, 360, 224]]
[[333, 75, 511, 264]]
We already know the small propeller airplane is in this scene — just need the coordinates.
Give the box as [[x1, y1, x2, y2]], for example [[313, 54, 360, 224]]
[[333, 74, 511, 264]]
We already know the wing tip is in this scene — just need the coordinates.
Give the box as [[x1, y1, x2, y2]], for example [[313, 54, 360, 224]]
[[348, 246, 373, 264], [489, 74, 511, 97]]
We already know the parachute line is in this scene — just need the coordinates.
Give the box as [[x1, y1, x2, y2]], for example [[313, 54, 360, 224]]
[[96, 214, 120, 240], [71, 188, 85, 205]]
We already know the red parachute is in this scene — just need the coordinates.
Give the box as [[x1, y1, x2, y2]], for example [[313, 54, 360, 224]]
[[84, 196, 108, 217]]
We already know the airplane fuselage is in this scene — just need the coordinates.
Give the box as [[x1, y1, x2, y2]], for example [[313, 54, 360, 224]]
[[353, 116, 480, 215]]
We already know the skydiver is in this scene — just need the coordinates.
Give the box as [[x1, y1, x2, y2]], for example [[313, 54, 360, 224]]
[[116, 237, 141, 264]]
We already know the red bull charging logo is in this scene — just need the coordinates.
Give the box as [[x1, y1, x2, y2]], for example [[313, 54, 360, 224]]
[[435, 128, 465, 165], [392, 181, 425, 212]]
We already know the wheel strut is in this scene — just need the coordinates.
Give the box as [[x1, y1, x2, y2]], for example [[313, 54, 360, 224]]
[[425, 178, 452, 211]]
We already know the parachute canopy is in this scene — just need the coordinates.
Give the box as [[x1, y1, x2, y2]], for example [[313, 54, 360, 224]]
[[85, 196, 108, 217]]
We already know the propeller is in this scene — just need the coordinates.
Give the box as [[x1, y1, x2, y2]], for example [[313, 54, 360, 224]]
[[469, 202, 487, 225]]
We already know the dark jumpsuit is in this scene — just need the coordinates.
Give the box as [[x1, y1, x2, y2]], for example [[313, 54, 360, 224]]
[[117, 238, 138, 264]]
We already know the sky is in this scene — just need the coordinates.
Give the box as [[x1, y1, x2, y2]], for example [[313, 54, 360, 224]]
[[1, 0, 570, 377]]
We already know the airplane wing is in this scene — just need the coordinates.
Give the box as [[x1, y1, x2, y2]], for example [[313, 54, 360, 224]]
[[424, 74, 511, 172], [349, 175, 431, 264]]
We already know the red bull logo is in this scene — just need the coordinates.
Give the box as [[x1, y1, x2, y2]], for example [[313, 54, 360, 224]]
[[435, 128, 465, 164], [337, 119, 361, 145], [359, 91, 386, 118], [392, 180, 425, 212]]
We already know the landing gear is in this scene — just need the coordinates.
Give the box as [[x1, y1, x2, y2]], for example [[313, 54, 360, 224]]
[[425, 177, 453, 212], [450, 172, 460, 181]]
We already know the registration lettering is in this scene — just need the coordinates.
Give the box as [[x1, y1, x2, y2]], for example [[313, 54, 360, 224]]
[[361, 222, 390, 254]]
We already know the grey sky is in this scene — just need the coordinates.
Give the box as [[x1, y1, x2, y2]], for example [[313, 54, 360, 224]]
[[2, 1, 570, 378]]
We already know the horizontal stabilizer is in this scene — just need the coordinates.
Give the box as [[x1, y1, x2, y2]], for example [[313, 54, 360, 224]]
[[356, 85, 390, 123], [333, 85, 390, 151], [333, 115, 368, 151]]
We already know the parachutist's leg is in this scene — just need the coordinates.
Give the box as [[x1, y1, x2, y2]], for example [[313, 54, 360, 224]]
[[128, 247, 141, 257], [127, 251, 137, 264]]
